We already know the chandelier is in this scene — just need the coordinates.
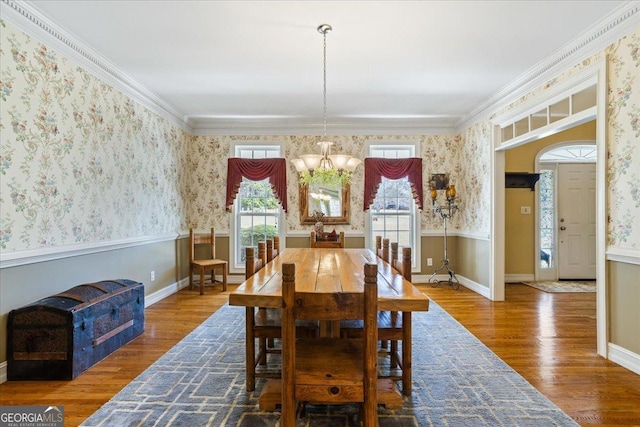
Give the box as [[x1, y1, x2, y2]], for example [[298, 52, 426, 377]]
[[292, 24, 361, 178]]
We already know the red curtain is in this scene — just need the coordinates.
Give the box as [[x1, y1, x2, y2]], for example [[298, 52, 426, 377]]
[[226, 158, 288, 212], [363, 158, 423, 211]]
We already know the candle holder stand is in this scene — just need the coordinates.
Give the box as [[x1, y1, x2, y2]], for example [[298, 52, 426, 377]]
[[429, 196, 460, 290]]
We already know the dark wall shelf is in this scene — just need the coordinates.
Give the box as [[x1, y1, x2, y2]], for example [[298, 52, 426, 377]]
[[505, 172, 540, 191]]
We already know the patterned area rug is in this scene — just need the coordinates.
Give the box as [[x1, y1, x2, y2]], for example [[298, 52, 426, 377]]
[[522, 281, 596, 293], [81, 302, 578, 427]]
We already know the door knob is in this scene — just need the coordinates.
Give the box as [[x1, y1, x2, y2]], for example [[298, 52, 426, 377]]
[[560, 226, 566, 230]]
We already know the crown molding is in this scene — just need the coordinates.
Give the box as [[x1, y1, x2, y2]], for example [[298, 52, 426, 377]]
[[189, 117, 458, 136], [1, 0, 193, 133], [458, 1, 640, 132]]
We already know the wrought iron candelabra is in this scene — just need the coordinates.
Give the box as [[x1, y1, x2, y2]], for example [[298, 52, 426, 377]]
[[429, 185, 460, 290]]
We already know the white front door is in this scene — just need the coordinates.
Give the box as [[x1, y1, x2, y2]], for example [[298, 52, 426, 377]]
[[557, 163, 596, 279]]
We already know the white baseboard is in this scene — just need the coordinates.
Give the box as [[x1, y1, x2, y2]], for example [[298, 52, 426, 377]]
[[144, 274, 245, 307], [457, 275, 492, 298], [505, 274, 535, 283], [144, 278, 190, 307], [413, 274, 491, 299], [608, 343, 640, 376], [412, 274, 431, 284]]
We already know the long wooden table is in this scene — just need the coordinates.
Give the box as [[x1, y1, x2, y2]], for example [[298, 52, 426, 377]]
[[229, 247, 430, 396]]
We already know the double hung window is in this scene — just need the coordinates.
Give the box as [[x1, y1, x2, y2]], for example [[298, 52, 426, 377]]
[[368, 144, 419, 268], [232, 145, 281, 269]]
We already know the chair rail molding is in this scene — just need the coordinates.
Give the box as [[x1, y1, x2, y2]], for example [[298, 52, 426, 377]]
[[0, 233, 179, 269], [606, 247, 640, 266]]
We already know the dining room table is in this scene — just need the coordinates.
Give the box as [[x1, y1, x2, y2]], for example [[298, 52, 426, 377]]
[[228, 247, 430, 396]]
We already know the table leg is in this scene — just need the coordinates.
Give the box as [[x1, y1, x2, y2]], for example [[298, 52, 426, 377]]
[[402, 311, 412, 396], [246, 307, 255, 391]]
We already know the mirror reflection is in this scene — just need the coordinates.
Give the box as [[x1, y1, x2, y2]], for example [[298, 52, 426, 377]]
[[308, 182, 342, 217], [299, 181, 350, 224]]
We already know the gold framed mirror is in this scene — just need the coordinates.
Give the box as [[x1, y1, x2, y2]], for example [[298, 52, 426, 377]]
[[299, 181, 350, 224]]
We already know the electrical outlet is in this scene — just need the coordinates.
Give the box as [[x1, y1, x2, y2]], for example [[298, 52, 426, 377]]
[[150, 271, 155, 282], [427, 258, 433, 266], [520, 206, 531, 214]]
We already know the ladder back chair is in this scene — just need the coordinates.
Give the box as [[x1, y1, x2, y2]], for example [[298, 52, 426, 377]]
[[341, 243, 413, 396], [260, 262, 380, 427], [189, 228, 227, 295], [245, 243, 282, 391], [378, 243, 412, 389]]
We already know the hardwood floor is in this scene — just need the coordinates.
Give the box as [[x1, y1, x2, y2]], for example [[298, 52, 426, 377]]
[[1, 283, 639, 426], [425, 284, 640, 427]]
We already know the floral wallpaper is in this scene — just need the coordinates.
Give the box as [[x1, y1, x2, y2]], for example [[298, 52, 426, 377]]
[[0, 20, 190, 253], [457, 122, 492, 238], [188, 134, 467, 235], [606, 29, 640, 250]]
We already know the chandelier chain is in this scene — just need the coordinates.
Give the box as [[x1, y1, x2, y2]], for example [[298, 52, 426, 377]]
[[322, 28, 327, 137]]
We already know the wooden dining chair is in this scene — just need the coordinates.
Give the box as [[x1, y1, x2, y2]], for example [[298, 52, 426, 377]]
[[260, 262, 380, 426], [266, 238, 277, 262], [391, 243, 411, 281], [375, 235, 390, 262], [245, 243, 266, 279], [189, 228, 227, 295], [244, 243, 282, 391], [273, 236, 280, 257], [380, 243, 413, 393], [341, 243, 412, 396], [310, 231, 345, 248]]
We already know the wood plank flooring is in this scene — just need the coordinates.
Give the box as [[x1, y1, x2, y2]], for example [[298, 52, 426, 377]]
[[1, 283, 639, 426]]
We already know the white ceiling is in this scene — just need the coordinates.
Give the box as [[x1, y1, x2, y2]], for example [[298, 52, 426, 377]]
[[18, 1, 634, 133]]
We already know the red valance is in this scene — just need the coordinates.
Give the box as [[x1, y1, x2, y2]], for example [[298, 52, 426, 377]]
[[363, 157, 423, 211], [226, 158, 288, 212]]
